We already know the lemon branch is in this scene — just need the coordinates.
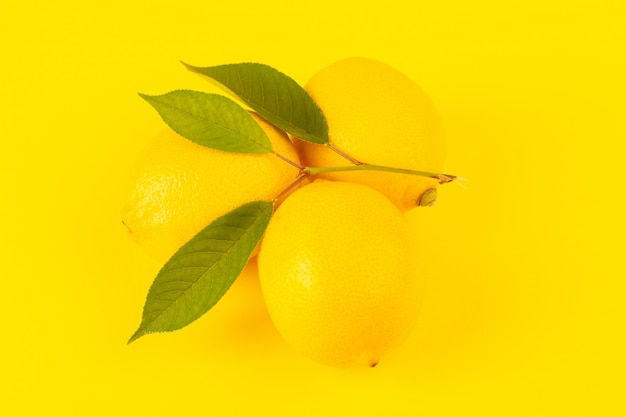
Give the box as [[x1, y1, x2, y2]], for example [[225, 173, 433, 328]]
[[271, 150, 306, 170], [272, 174, 310, 203], [321, 145, 456, 184], [306, 164, 457, 184], [272, 163, 457, 208], [270, 143, 456, 185], [270, 148, 458, 207], [327, 144, 363, 165]]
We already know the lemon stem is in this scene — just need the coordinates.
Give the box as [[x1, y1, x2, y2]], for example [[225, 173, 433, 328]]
[[272, 174, 310, 202], [306, 164, 457, 184], [327, 144, 363, 165], [271, 151, 305, 170]]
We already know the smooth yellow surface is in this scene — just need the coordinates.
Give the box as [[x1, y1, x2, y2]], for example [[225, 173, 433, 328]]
[[259, 181, 418, 368], [296, 57, 445, 211], [121, 114, 299, 261], [1, 1, 624, 416]]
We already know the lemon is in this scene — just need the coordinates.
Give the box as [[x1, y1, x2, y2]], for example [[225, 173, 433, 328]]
[[121, 113, 300, 261], [257, 180, 420, 368], [295, 57, 446, 212]]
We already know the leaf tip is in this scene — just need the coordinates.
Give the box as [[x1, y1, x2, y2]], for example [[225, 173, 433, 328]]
[[181, 61, 202, 74], [127, 328, 145, 344], [137, 92, 152, 102]]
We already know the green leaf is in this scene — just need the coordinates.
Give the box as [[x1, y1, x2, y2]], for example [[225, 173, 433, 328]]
[[182, 62, 330, 145], [128, 200, 274, 343], [140, 90, 272, 154]]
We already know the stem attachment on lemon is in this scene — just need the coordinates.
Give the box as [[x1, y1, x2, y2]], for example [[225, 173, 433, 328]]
[[417, 188, 437, 207]]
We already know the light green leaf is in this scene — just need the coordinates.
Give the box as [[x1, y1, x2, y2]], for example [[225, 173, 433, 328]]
[[128, 200, 274, 343], [182, 62, 330, 145], [140, 90, 272, 154]]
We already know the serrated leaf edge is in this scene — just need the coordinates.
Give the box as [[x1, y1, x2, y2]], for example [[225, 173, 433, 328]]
[[182, 62, 330, 145], [139, 90, 273, 154], [128, 201, 274, 344]]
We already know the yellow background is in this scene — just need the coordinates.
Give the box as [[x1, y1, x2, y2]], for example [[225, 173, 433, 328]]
[[2, 1, 624, 415]]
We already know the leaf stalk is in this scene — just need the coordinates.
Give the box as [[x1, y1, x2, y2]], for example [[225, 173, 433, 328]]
[[271, 151, 305, 170]]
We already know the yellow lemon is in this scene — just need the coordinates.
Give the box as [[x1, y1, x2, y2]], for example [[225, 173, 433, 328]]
[[296, 57, 446, 211], [258, 180, 420, 368], [121, 113, 300, 261]]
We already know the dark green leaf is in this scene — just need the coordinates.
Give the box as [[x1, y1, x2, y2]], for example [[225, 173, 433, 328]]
[[128, 200, 274, 343], [182, 62, 330, 145], [140, 90, 272, 154]]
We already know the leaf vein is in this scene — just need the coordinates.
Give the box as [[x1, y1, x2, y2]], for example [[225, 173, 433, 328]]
[[134, 202, 273, 337], [149, 92, 271, 152]]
